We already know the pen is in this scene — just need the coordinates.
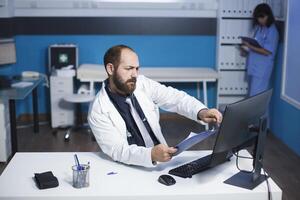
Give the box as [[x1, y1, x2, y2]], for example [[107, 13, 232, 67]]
[[107, 172, 118, 175], [74, 154, 82, 170]]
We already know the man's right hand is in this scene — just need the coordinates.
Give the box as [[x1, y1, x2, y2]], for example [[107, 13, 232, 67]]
[[151, 144, 177, 162]]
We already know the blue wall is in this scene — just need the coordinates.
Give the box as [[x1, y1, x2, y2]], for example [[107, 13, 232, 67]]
[[270, 44, 300, 156], [0, 35, 217, 116], [269, 0, 300, 156]]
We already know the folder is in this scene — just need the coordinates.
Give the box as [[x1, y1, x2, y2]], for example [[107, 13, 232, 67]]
[[239, 36, 262, 48], [173, 130, 217, 156]]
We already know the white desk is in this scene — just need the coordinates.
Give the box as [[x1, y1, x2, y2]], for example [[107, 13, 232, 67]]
[[0, 77, 43, 156], [77, 65, 219, 107], [0, 151, 281, 200]]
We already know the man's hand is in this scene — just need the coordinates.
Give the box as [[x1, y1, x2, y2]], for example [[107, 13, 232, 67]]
[[151, 144, 177, 162], [198, 108, 223, 124]]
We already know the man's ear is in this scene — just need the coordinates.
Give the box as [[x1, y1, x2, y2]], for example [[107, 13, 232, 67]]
[[106, 63, 114, 76]]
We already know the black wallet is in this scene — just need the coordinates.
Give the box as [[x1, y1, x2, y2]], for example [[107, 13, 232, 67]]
[[34, 171, 59, 189]]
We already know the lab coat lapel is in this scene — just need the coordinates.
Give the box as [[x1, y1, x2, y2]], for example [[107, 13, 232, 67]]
[[99, 85, 127, 139]]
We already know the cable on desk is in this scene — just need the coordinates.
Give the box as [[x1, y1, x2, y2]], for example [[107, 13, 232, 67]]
[[233, 150, 272, 200], [263, 166, 272, 200], [233, 150, 254, 173]]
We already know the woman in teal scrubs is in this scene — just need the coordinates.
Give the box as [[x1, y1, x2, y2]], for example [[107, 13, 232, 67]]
[[241, 3, 279, 96]]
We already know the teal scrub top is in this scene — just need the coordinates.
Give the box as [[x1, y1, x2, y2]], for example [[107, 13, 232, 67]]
[[246, 23, 279, 79]]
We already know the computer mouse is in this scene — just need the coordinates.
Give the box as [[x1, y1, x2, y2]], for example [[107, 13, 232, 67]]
[[158, 174, 176, 186]]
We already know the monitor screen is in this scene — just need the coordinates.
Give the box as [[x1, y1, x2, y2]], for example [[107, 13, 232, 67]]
[[0, 39, 16, 65], [213, 89, 272, 154], [49, 45, 77, 72]]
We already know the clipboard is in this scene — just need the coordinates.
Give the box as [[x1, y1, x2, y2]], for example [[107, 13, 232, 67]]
[[173, 130, 217, 156], [239, 36, 262, 48]]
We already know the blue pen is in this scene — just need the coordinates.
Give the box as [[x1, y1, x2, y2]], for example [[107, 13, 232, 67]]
[[107, 171, 118, 175], [74, 154, 82, 170]]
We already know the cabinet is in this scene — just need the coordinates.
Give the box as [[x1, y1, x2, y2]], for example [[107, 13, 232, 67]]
[[50, 75, 75, 128], [0, 99, 11, 162], [216, 0, 263, 109]]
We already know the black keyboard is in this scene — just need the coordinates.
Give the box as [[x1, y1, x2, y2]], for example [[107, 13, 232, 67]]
[[169, 154, 212, 178]]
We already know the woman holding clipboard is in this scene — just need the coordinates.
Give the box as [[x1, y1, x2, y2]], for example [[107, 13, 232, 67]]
[[241, 3, 279, 96]]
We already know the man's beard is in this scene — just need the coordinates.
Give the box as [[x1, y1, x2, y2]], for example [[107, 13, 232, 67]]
[[112, 73, 137, 95]]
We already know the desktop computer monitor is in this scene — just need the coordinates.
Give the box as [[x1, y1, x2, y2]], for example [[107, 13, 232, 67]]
[[169, 89, 273, 190], [0, 39, 16, 89], [48, 44, 78, 74], [213, 89, 272, 155], [216, 89, 273, 189], [0, 38, 16, 65]]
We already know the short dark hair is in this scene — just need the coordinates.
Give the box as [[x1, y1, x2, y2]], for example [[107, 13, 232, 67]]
[[103, 45, 135, 70], [253, 3, 275, 27]]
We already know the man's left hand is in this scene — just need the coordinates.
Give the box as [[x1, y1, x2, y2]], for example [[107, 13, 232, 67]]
[[198, 108, 223, 124]]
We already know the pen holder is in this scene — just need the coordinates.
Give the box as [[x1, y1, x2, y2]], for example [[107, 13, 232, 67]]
[[72, 164, 90, 188]]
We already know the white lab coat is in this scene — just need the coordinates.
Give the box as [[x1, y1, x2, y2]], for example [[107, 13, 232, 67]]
[[88, 75, 207, 167]]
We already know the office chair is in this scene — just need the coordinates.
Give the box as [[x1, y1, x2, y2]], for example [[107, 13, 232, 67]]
[[63, 82, 95, 141]]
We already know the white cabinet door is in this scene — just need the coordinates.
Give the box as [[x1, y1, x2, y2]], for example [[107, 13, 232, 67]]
[[0, 99, 11, 162], [50, 76, 75, 128]]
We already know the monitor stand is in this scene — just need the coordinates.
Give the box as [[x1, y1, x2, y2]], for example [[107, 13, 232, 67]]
[[224, 170, 268, 190], [224, 117, 268, 190]]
